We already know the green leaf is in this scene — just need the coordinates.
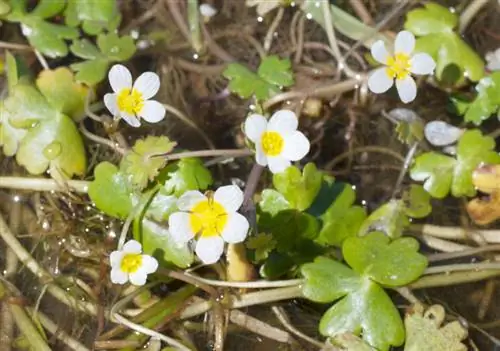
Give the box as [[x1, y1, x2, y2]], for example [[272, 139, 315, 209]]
[[404, 3, 484, 82], [16, 112, 86, 180], [459, 73, 500, 125], [259, 251, 295, 279], [319, 279, 404, 351], [35, 68, 89, 121], [88, 162, 137, 219], [30, 0, 65, 19], [257, 56, 294, 87], [136, 218, 193, 268], [70, 59, 110, 86], [223, 55, 294, 100], [404, 304, 468, 351], [316, 183, 366, 246], [145, 190, 177, 222], [64, 0, 118, 35], [5, 51, 18, 91], [343, 232, 427, 287], [0, 0, 10, 16], [273, 163, 322, 211], [0, 104, 27, 156], [258, 189, 290, 216], [70, 39, 104, 59], [246, 232, 277, 262], [97, 32, 136, 61], [301, 257, 360, 303], [359, 200, 409, 238], [162, 158, 213, 196], [121, 136, 177, 190], [403, 184, 432, 218], [411, 130, 500, 198], [4, 83, 55, 128]]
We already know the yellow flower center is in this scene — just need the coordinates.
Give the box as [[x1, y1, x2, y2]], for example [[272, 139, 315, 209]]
[[120, 253, 143, 273], [261, 131, 284, 156], [386, 53, 411, 80], [189, 198, 228, 237], [117, 88, 144, 115]]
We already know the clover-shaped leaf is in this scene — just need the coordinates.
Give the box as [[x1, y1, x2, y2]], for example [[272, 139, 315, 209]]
[[70, 33, 136, 85], [343, 232, 427, 287], [258, 189, 290, 216], [4, 83, 55, 128], [162, 158, 213, 196], [301, 257, 405, 350], [404, 304, 468, 351], [121, 136, 177, 190], [36, 68, 89, 121], [88, 162, 138, 219], [403, 184, 432, 218], [246, 232, 277, 262], [223, 55, 294, 100], [273, 163, 322, 211], [146, 190, 177, 222], [454, 73, 500, 125], [404, 2, 484, 83], [5, 0, 78, 58], [135, 218, 193, 268], [64, 0, 119, 35], [411, 129, 500, 198], [316, 183, 366, 246], [0, 104, 27, 156], [386, 108, 424, 145]]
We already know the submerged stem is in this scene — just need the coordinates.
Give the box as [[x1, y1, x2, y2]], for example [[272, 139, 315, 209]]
[[0, 177, 90, 193]]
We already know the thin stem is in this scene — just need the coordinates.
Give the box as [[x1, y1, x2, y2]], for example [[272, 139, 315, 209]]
[[229, 309, 293, 344], [424, 262, 500, 276], [421, 235, 473, 255], [348, 0, 374, 25], [391, 141, 418, 198], [80, 122, 126, 155], [156, 148, 252, 160], [325, 145, 405, 170], [0, 41, 32, 50], [271, 306, 324, 348], [427, 244, 500, 262], [165, 1, 192, 50], [0, 177, 90, 193], [8, 303, 51, 351], [412, 224, 500, 244], [34, 50, 49, 70], [459, 0, 489, 32], [182, 273, 303, 289], [263, 7, 284, 53], [187, 0, 203, 53], [409, 270, 500, 290]]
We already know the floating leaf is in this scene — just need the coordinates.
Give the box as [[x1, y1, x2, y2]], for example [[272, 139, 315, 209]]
[[5, 0, 78, 58], [0, 104, 27, 156], [4, 83, 55, 128], [223, 55, 294, 100], [411, 129, 500, 198], [273, 163, 322, 211], [386, 108, 424, 145], [359, 200, 408, 238], [316, 183, 366, 246], [424, 121, 463, 146], [301, 257, 405, 350], [121, 136, 177, 190], [246, 232, 277, 262], [70, 33, 136, 85], [146, 190, 177, 222], [36, 68, 89, 121], [404, 304, 467, 351], [403, 184, 432, 218], [467, 164, 500, 225], [64, 0, 119, 35], [135, 218, 193, 268], [162, 158, 213, 196], [88, 162, 137, 219], [404, 3, 484, 83], [343, 232, 427, 287], [258, 189, 290, 216]]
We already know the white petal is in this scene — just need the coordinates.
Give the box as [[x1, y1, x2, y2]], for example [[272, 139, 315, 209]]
[[410, 53, 436, 75], [213, 185, 244, 212], [267, 156, 291, 174], [138, 100, 166, 123], [129, 271, 148, 286], [394, 30, 415, 55], [168, 212, 195, 244], [108, 64, 132, 93], [141, 255, 159, 274], [109, 251, 124, 268], [282, 131, 310, 161], [195, 236, 224, 264], [396, 76, 417, 104], [200, 3, 217, 17], [367, 67, 394, 94], [255, 144, 268, 166], [110, 268, 128, 284], [104, 93, 119, 116], [123, 240, 142, 254], [120, 112, 141, 127], [220, 213, 249, 244], [177, 191, 206, 211], [133, 72, 160, 99], [244, 114, 268, 142], [371, 40, 390, 64], [267, 110, 298, 132]]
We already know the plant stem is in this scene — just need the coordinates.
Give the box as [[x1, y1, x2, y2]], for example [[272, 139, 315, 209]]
[[0, 177, 90, 193], [8, 303, 51, 351], [411, 224, 500, 244], [180, 285, 304, 320], [182, 273, 304, 289], [325, 145, 405, 170], [424, 262, 500, 275], [187, 0, 203, 53], [157, 148, 252, 160], [427, 244, 500, 262], [264, 7, 284, 53], [459, 0, 489, 32], [409, 270, 500, 289]]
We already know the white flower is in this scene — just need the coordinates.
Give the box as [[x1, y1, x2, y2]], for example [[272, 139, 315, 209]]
[[104, 64, 166, 127], [109, 240, 158, 286], [244, 110, 310, 174], [486, 48, 500, 72], [168, 185, 249, 264], [200, 4, 217, 19], [367, 31, 436, 103]]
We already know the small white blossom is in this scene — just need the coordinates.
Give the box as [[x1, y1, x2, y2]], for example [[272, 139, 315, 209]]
[[110, 240, 158, 286], [244, 110, 310, 174], [168, 185, 249, 264], [368, 31, 436, 103], [104, 64, 166, 127], [486, 48, 500, 72], [199, 4, 217, 18]]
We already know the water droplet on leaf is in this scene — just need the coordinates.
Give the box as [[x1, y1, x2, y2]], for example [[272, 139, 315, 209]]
[[43, 141, 62, 160]]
